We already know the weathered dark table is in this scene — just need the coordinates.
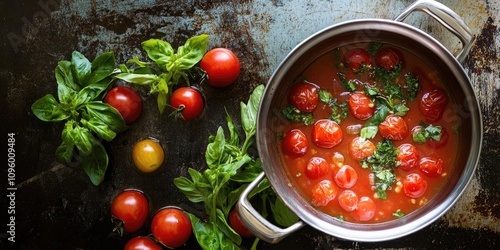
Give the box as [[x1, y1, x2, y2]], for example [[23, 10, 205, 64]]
[[1, 0, 499, 249]]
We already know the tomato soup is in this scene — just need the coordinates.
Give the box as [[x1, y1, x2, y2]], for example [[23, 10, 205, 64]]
[[277, 43, 460, 223]]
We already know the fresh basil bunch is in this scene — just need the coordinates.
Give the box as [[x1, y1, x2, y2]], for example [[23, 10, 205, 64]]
[[31, 51, 126, 186]]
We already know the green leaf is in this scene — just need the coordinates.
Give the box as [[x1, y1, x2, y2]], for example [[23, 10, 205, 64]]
[[71, 51, 91, 85], [338, 72, 356, 92], [157, 92, 168, 115], [187, 213, 240, 250], [31, 94, 70, 122], [142, 39, 175, 68], [206, 127, 227, 168], [82, 118, 117, 141], [174, 34, 210, 70], [216, 209, 242, 245], [240, 84, 264, 138], [271, 196, 299, 227], [55, 60, 80, 91], [71, 125, 95, 155], [78, 76, 115, 102], [405, 72, 421, 101], [115, 73, 160, 85], [81, 141, 108, 186], [360, 125, 378, 139], [85, 102, 127, 133], [56, 141, 74, 164], [281, 106, 314, 126], [225, 111, 239, 147], [364, 104, 390, 127], [88, 51, 116, 86]]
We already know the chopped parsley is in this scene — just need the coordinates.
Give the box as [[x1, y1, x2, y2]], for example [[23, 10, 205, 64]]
[[319, 90, 348, 124], [282, 106, 314, 126], [393, 211, 405, 218], [338, 72, 357, 92], [412, 122, 442, 143]]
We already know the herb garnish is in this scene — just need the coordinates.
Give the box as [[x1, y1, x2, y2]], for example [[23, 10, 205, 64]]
[[412, 122, 442, 143], [319, 89, 348, 124], [281, 106, 314, 125]]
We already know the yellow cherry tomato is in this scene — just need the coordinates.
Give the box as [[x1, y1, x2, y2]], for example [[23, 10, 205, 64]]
[[132, 139, 165, 173]]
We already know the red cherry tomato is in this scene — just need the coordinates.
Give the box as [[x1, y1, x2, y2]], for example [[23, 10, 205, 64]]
[[229, 207, 254, 238], [419, 88, 448, 122], [281, 129, 309, 157], [354, 196, 376, 221], [289, 82, 320, 112], [311, 180, 338, 207], [348, 92, 375, 120], [311, 119, 343, 148], [334, 165, 358, 189], [427, 127, 449, 148], [104, 86, 142, 124], [343, 48, 372, 70], [124, 236, 162, 250], [396, 143, 419, 171], [305, 157, 330, 179], [338, 190, 359, 212], [200, 48, 240, 87], [375, 48, 404, 70], [419, 157, 444, 177], [111, 190, 149, 233], [169, 87, 204, 121], [151, 207, 192, 248], [378, 115, 408, 141], [403, 173, 427, 198], [349, 137, 376, 161]]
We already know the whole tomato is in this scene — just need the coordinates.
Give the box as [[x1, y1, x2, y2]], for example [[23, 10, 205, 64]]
[[169, 87, 204, 121], [132, 138, 165, 173], [151, 207, 192, 248], [375, 47, 404, 70], [348, 92, 375, 120], [403, 173, 427, 198], [111, 189, 149, 234], [311, 119, 343, 148], [281, 129, 309, 157], [348, 137, 376, 161], [396, 143, 419, 171], [305, 157, 329, 179], [124, 236, 162, 250], [419, 88, 448, 122], [311, 180, 337, 207], [289, 82, 320, 113], [200, 48, 240, 87], [229, 207, 254, 238], [104, 86, 142, 124], [343, 48, 372, 71], [378, 115, 408, 140]]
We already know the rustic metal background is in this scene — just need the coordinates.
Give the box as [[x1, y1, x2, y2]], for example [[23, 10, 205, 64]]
[[1, 0, 499, 249]]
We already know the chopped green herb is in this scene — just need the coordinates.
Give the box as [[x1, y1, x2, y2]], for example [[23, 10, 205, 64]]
[[338, 72, 357, 92], [405, 72, 421, 101], [368, 42, 384, 56], [281, 106, 314, 125], [393, 211, 405, 218], [319, 89, 348, 124], [412, 122, 442, 143]]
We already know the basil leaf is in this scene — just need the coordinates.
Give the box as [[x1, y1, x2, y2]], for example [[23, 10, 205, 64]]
[[81, 141, 108, 186], [174, 34, 209, 70], [55, 60, 80, 91], [57, 81, 77, 106], [88, 51, 116, 86], [82, 118, 117, 141], [225, 111, 240, 147], [157, 92, 168, 115], [360, 125, 378, 139], [405, 72, 421, 101], [115, 73, 160, 85], [365, 104, 390, 127], [71, 125, 95, 155], [216, 209, 242, 245], [142, 39, 175, 68], [85, 102, 127, 133], [56, 141, 74, 164], [206, 127, 227, 168], [71, 51, 91, 85], [31, 94, 70, 122], [271, 196, 299, 227], [240, 84, 264, 138]]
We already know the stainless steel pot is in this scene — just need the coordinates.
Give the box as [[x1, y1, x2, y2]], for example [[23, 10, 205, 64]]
[[237, 0, 482, 243]]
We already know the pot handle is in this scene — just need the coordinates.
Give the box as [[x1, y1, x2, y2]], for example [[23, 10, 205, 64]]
[[237, 172, 305, 243], [394, 0, 474, 63]]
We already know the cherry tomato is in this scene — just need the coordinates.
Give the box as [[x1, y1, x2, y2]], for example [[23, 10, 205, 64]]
[[349, 137, 376, 161], [348, 92, 375, 120], [289, 82, 320, 112], [229, 207, 254, 238], [111, 190, 149, 233], [200, 48, 240, 87], [281, 129, 309, 157], [311, 119, 343, 148], [311, 180, 338, 207], [427, 127, 449, 148], [403, 173, 427, 198], [375, 47, 404, 70], [104, 86, 142, 124], [343, 48, 372, 71], [305, 157, 330, 179], [396, 143, 419, 171], [124, 236, 162, 250], [354, 196, 376, 221], [419, 157, 444, 177], [338, 190, 359, 212], [132, 139, 165, 173], [378, 115, 408, 141], [419, 88, 448, 122], [334, 165, 358, 189], [170, 87, 204, 121], [151, 207, 192, 248]]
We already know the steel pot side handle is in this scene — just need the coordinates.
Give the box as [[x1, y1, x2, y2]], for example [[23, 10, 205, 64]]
[[394, 0, 474, 63], [237, 172, 305, 244]]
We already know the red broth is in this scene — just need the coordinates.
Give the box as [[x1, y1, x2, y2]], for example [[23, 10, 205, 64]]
[[277, 43, 460, 223]]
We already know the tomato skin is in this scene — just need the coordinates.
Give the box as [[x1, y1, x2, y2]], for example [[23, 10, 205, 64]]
[[349, 137, 376, 161], [311, 119, 343, 148], [132, 139, 165, 173], [403, 173, 427, 198], [104, 86, 142, 124], [111, 190, 149, 233], [375, 48, 404, 70], [200, 48, 240, 87], [338, 190, 359, 212], [419, 88, 448, 122], [170, 87, 204, 121], [305, 157, 330, 179], [289, 82, 320, 112], [124, 236, 162, 250], [427, 127, 449, 148], [348, 92, 375, 120], [343, 48, 372, 70], [378, 115, 409, 141], [354, 196, 376, 221], [311, 180, 338, 207], [419, 157, 444, 177], [281, 129, 309, 157], [229, 207, 254, 238], [151, 207, 192, 248], [396, 143, 419, 171], [334, 165, 358, 189]]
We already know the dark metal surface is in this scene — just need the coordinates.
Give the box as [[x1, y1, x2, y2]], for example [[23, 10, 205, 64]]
[[1, 0, 499, 249]]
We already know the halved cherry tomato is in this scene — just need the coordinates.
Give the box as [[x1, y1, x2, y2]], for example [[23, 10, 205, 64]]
[[170, 87, 204, 121], [349, 137, 376, 161], [403, 173, 427, 198], [338, 190, 359, 212], [334, 165, 358, 189], [281, 129, 309, 157], [396, 143, 419, 171], [151, 207, 192, 248], [354, 196, 376, 221], [229, 207, 254, 238], [305, 157, 330, 179], [289, 82, 320, 112], [111, 189, 149, 234], [311, 119, 343, 148], [419, 157, 444, 177], [132, 138, 165, 173], [104, 86, 142, 124], [200, 48, 240, 87], [343, 48, 372, 71], [124, 236, 162, 250], [378, 115, 408, 140], [419, 88, 448, 122], [311, 180, 337, 207], [375, 47, 404, 70], [427, 127, 449, 148], [348, 92, 375, 120]]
